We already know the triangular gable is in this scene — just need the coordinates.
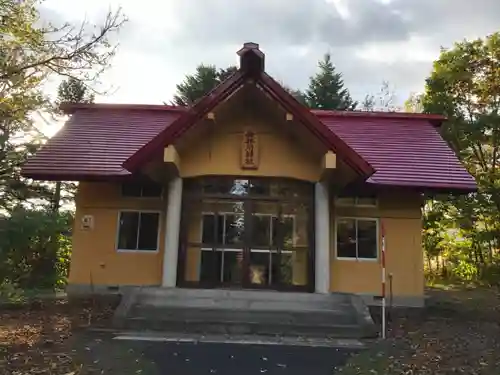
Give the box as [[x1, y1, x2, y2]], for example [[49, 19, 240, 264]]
[[123, 43, 374, 177]]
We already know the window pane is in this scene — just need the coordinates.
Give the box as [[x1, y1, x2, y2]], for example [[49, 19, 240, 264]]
[[337, 198, 355, 206], [357, 193, 377, 206], [252, 215, 272, 247], [249, 251, 270, 285], [223, 250, 243, 284], [225, 214, 244, 246], [337, 219, 357, 258], [142, 183, 163, 197], [280, 202, 308, 248], [200, 250, 222, 283], [276, 180, 311, 199], [249, 180, 270, 196], [203, 178, 251, 196], [122, 183, 142, 197], [203, 178, 233, 195], [357, 220, 378, 259], [282, 217, 295, 248], [230, 179, 250, 196], [202, 214, 215, 245], [136, 213, 159, 250], [272, 252, 293, 285], [118, 212, 139, 249], [201, 214, 224, 246]]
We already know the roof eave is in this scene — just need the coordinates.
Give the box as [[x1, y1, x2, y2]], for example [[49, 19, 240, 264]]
[[59, 102, 187, 115], [21, 171, 133, 182], [312, 110, 446, 127], [257, 73, 375, 177], [369, 181, 477, 195], [122, 70, 247, 172]]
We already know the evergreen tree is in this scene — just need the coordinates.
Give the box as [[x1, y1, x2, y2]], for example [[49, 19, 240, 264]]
[[52, 78, 96, 212], [305, 53, 357, 110], [360, 94, 376, 111], [173, 65, 237, 106], [56, 78, 95, 105]]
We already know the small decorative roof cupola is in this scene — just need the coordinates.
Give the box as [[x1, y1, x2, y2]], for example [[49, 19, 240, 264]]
[[237, 42, 265, 77]]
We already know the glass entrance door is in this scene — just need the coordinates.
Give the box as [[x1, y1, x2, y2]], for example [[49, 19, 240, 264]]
[[178, 177, 314, 291], [247, 201, 311, 289]]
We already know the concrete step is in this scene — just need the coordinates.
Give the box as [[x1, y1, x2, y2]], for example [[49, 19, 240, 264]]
[[114, 288, 377, 339], [124, 316, 374, 338], [135, 288, 353, 311], [134, 287, 353, 301], [130, 305, 358, 326], [136, 295, 352, 311]]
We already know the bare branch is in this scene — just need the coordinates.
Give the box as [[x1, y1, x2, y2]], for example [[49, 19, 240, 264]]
[[0, 8, 126, 83]]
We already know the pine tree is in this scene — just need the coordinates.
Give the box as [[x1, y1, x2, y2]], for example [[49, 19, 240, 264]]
[[56, 78, 95, 105], [172, 65, 237, 106], [52, 78, 95, 212], [305, 53, 357, 110]]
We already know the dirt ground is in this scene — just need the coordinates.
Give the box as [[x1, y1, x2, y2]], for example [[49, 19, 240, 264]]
[[339, 286, 500, 374], [0, 297, 120, 375], [0, 287, 499, 374]]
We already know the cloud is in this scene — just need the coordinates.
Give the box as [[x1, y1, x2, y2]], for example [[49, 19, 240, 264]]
[[38, 0, 500, 104], [161, 0, 411, 48], [395, 0, 500, 41]]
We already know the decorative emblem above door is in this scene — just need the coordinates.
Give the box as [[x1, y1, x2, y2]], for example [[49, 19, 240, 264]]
[[241, 129, 259, 170]]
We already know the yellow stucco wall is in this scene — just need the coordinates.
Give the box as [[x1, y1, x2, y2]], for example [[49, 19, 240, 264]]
[[178, 114, 323, 182], [331, 190, 424, 297], [67, 104, 424, 297], [68, 182, 166, 286]]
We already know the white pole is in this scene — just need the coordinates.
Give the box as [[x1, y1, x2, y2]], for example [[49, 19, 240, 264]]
[[314, 182, 330, 293], [162, 177, 183, 287], [381, 222, 386, 339]]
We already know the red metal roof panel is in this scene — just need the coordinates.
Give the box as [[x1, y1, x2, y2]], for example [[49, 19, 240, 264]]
[[22, 104, 476, 192], [317, 114, 476, 190], [22, 108, 181, 180]]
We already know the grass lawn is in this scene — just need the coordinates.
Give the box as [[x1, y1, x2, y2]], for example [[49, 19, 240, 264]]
[[0, 286, 498, 374]]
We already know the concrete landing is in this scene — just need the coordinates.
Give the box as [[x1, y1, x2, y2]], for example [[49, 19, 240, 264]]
[[114, 288, 377, 339]]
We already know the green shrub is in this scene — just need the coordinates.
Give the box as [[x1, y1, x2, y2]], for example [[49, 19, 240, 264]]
[[451, 259, 479, 281], [0, 280, 26, 304], [0, 208, 73, 290]]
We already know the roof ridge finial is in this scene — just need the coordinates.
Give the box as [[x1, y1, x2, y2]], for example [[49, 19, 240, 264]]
[[237, 42, 265, 75]]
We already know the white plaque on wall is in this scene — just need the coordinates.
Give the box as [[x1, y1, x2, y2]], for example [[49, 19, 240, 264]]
[[81, 215, 94, 231]]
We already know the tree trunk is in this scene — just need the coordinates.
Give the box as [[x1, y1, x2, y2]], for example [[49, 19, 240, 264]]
[[426, 255, 432, 273], [52, 181, 61, 213], [441, 257, 447, 277], [478, 245, 486, 265]]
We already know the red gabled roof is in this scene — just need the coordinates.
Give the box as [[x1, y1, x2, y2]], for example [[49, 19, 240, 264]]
[[122, 64, 374, 177], [21, 104, 476, 192], [21, 42, 476, 192]]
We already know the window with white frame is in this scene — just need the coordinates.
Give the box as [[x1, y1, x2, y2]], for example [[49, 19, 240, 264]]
[[336, 218, 378, 259], [335, 192, 377, 207], [121, 182, 163, 198], [117, 211, 160, 251]]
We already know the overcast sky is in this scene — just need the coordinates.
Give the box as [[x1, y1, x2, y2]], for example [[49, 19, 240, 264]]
[[40, 0, 500, 106]]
